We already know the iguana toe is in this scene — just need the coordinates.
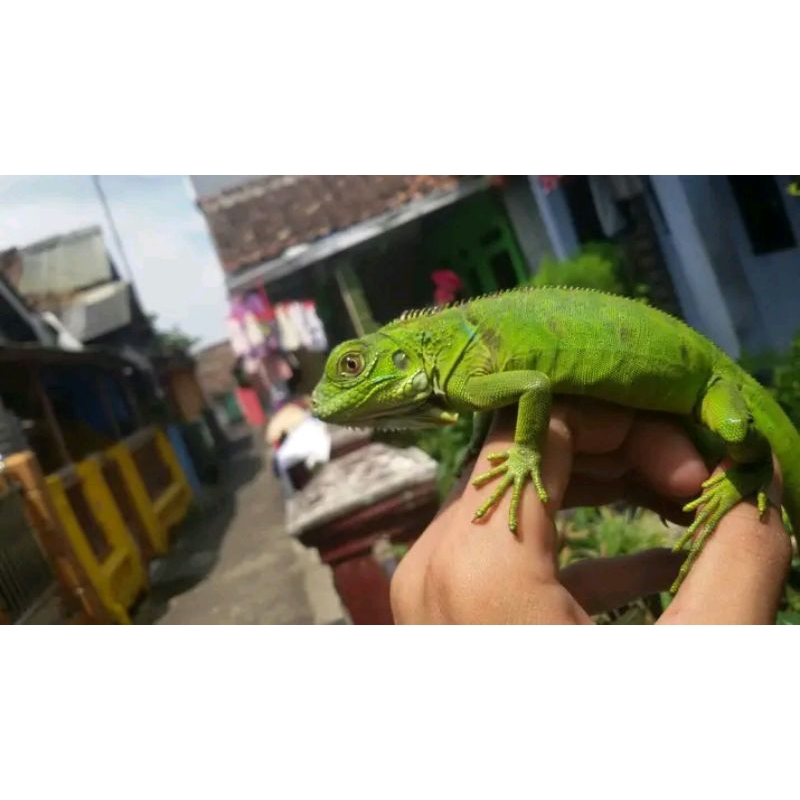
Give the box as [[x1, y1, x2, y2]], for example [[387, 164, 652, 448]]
[[471, 444, 547, 531], [671, 463, 773, 594]]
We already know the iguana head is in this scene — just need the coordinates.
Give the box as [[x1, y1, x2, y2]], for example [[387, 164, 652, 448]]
[[310, 332, 459, 430]]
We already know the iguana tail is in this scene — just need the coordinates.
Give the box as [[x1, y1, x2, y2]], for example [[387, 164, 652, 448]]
[[742, 372, 800, 540]]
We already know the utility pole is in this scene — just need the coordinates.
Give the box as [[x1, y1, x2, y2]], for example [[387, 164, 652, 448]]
[[91, 175, 135, 285]]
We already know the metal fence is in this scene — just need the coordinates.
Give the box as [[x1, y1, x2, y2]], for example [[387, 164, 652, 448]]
[[0, 470, 56, 623]]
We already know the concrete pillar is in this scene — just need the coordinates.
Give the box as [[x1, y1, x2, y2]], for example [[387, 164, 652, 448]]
[[527, 177, 580, 260], [649, 176, 742, 358]]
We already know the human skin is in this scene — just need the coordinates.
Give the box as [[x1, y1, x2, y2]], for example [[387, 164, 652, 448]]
[[390, 398, 792, 625]]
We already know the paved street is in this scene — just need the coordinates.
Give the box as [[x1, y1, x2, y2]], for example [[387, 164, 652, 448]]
[[134, 432, 347, 625]]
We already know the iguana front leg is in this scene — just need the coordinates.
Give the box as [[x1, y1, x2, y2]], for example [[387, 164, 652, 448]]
[[450, 371, 552, 533]]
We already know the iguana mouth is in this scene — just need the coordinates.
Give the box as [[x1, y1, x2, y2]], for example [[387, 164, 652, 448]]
[[352, 397, 459, 428]]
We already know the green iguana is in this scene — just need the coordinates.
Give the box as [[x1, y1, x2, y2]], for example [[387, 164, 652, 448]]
[[310, 287, 800, 593]]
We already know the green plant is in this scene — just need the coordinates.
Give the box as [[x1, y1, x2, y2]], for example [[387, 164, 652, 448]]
[[776, 558, 800, 624], [770, 334, 800, 429], [559, 506, 673, 567], [146, 314, 199, 357], [558, 506, 675, 624], [739, 330, 800, 431], [529, 242, 650, 301]]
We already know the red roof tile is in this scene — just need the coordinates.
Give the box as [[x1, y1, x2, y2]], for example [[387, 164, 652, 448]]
[[198, 175, 462, 274]]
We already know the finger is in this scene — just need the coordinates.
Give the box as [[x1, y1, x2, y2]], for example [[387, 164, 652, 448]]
[[660, 464, 791, 624], [464, 405, 573, 571], [623, 416, 709, 500], [560, 548, 685, 616], [404, 407, 547, 588], [556, 397, 635, 454], [563, 414, 709, 519], [562, 475, 694, 526]]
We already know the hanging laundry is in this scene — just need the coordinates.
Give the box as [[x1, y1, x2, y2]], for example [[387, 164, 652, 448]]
[[243, 288, 278, 333], [243, 311, 267, 352], [255, 286, 277, 321], [227, 316, 251, 357], [302, 301, 328, 352], [275, 302, 302, 351], [287, 301, 314, 350]]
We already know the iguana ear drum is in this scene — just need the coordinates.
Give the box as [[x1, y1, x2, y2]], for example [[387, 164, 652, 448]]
[[393, 351, 409, 370]]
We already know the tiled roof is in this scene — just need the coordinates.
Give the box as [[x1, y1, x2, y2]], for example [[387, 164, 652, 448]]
[[198, 175, 462, 274]]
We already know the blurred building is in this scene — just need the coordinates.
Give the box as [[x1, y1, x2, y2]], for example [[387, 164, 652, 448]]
[[529, 175, 800, 358], [0, 226, 157, 362], [190, 175, 549, 399], [192, 174, 800, 371], [193, 339, 244, 427], [1, 225, 228, 488]]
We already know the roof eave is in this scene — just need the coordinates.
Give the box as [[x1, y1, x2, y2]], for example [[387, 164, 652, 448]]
[[225, 176, 491, 293]]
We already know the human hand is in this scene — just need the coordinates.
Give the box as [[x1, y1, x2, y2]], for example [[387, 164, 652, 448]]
[[390, 398, 792, 624]]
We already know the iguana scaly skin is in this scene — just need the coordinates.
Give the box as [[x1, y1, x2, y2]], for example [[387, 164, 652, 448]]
[[311, 287, 800, 593]]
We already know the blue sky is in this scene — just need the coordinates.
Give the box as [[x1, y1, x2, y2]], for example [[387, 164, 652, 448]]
[[0, 176, 230, 349]]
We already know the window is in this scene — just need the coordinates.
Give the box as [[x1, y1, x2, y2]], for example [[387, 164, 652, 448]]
[[561, 176, 609, 243], [727, 176, 797, 255], [489, 251, 520, 290]]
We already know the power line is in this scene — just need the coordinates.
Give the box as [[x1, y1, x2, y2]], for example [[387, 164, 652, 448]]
[[91, 175, 135, 285]]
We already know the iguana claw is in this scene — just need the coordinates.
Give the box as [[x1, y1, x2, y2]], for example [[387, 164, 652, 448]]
[[471, 444, 548, 532]]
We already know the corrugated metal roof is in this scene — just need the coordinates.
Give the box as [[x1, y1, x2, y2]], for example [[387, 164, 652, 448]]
[[17, 226, 114, 296]]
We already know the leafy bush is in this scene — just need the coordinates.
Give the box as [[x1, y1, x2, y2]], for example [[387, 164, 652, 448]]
[[558, 506, 676, 624], [529, 242, 650, 301], [532, 250, 626, 295], [767, 334, 800, 429], [739, 329, 800, 430], [558, 506, 672, 565]]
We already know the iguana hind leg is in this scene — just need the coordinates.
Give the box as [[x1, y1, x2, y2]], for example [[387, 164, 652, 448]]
[[671, 377, 775, 593]]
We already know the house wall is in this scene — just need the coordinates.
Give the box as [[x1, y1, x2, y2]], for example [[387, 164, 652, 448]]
[[647, 176, 744, 357], [707, 175, 800, 353], [650, 175, 800, 357], [527, 175, 800, 360], [500, 177, 554, 271], [526, 177, 580, 259]]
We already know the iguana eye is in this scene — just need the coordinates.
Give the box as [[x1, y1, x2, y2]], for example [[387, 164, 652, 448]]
[[393, 351, 409, 370], [338, 352, 364, 377]]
